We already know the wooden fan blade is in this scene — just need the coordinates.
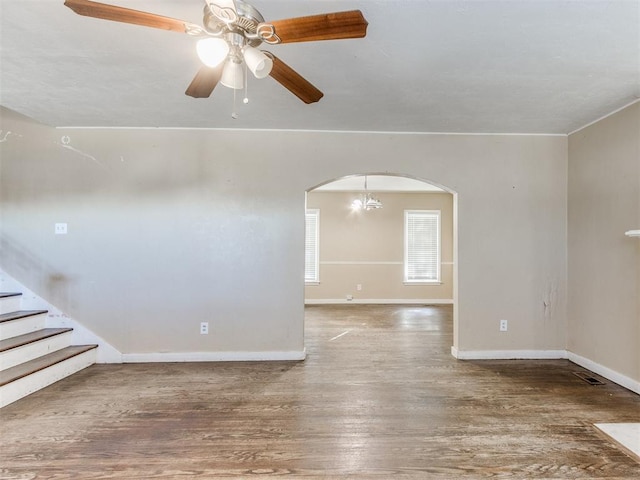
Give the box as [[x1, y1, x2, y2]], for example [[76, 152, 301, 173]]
[[267, 10, 368, 43], [269, 55, 323, 104], [185, 65, 224, 98], [64, 0, 193, 33]]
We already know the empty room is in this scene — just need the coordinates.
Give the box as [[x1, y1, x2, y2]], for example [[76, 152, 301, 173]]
[[1, 0, 639, 478]]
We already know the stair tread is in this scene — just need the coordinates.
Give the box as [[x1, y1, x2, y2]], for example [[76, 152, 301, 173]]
[[0, 345, 98, 387], [0, 293, 22, 298], [0, 310, 48, 324], [0, 328, 73, 353]]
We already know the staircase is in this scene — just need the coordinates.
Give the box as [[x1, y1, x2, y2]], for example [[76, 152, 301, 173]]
[[0, 292, 97, 408]]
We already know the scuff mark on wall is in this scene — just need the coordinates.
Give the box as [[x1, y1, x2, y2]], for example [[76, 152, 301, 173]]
[[0, 130, 21, 143], [543, 277, 558, 321], [56, 135, 109, 171]]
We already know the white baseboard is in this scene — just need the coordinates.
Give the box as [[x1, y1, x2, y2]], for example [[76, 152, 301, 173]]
[[305, 298, 454, 305], [451, 347, 640, 395], [451, 347, 567, 360], [121, 349, 307, 363], [567, 351, 640, 395]]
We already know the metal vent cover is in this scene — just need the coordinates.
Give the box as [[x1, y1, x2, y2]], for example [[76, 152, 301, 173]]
[[573, 371, 605, 385]]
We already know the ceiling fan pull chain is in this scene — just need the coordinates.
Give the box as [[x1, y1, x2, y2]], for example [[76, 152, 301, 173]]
[[232, 86, 239, 119], [243, 63, 250, 104]]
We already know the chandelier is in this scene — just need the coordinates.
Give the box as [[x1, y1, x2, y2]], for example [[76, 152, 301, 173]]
[[351, 176, 383, 211]]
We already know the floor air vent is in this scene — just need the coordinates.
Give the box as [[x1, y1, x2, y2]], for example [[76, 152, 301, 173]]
[[573, 371, 605, 385]]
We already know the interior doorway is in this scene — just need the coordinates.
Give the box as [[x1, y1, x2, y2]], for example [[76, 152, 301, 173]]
[[304, 173, 458, 354]]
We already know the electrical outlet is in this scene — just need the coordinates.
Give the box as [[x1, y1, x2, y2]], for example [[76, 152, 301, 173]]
[[500, 319, 508, 332], [346, 294, 353, 301], [55, 223, 67, 235], [200, 322, 209, 334], [356, 284, 362, 291]]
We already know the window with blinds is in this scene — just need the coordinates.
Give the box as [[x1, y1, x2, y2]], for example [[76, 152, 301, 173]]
[[404, 210, 440, 283], [305, 209, 319, 283]]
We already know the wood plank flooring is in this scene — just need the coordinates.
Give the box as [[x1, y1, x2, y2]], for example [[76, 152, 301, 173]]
[[1, 304, 639, 479]]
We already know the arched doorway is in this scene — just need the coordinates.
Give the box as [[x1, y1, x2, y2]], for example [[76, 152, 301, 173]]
[[304, 173, 459, 355]]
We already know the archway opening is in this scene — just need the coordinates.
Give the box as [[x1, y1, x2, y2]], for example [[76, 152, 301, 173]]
[[304, 173, 458, 355]]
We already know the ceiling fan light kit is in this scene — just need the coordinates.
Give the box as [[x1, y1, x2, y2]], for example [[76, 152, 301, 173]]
[[196, 37, 229, 67], [242, 46, 272, 79], [220, 58, 244, 90], [63, 0, 368, 111]]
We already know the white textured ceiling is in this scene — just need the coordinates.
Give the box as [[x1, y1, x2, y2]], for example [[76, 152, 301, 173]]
[[1, 0, 638, 133]]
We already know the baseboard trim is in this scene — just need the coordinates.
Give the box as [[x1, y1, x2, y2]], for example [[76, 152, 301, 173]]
[[567, 351, 640, 395], [305, 299, 454, 305], [451, 347, 640, 395], [121, 350, 307, 363], [451, 347, 567, 360]]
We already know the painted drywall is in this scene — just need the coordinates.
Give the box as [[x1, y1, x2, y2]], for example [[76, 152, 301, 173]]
[[305, 191, 454, 302], [0, 106, 568, 357], [568, 102, 640, 384]]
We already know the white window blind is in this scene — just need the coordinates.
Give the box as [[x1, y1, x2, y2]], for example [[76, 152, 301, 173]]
[[404, 210, 440, 282], [305, 209, 319, 283]]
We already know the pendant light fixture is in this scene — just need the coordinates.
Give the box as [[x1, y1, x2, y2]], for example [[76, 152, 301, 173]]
[[351, 176, 383, 211]]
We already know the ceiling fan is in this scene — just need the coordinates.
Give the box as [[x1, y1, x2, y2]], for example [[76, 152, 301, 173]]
[[64, 0, 368, 105]]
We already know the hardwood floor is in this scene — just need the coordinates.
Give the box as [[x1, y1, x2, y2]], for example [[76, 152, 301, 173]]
[[1, 304, 639, 479]]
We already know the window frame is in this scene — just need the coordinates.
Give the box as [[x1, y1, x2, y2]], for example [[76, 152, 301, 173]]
[[404, 209, 441, 284]]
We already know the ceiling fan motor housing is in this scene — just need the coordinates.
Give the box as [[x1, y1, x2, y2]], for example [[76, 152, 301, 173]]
[[203, 1, 265, 47]]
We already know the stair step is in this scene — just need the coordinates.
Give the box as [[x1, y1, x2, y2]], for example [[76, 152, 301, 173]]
[[0, 345, 98, 408], [0, 328, 72, 354], [0, 294, 24, 315], [0, 292, 100, 407], [0, 311, 48, 341], [0, 345, 97, 388], [0, 327, 73, 355], [0, 293, 22, 298], [0, 310, 48, 324], [0, 327, 74, 371]]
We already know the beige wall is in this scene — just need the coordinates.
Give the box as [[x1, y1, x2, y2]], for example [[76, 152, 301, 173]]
[[0, 106, 568, 357], [568, 102, 640, 384], [305, 191, 453, 302]]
